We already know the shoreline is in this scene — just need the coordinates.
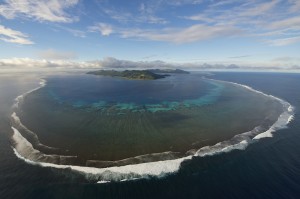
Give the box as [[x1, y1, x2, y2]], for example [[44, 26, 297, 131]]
[[9, 75, 294, 183]]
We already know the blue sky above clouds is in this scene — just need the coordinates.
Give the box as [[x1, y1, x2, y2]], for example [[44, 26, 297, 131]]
[[0, 0, 300, 71]]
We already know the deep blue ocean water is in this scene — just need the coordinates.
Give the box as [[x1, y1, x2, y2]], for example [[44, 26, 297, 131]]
[[0, 72, 299, 199]]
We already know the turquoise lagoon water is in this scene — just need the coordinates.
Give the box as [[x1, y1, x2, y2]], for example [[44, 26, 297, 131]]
[[15, 73, 283, 167]]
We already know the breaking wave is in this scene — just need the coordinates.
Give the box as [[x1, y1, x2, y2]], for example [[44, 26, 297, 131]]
[[12, 127, 77, 164], [11, 112, 61, 154], [10, 78, 294, 183], [13, 79, 46, 109]]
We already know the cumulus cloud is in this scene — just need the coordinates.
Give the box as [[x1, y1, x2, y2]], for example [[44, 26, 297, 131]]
[[0, 58, 93, 70], [0, 0, 79, 23], [37, 49, 77, 60], [0, 24, 33, 44], [271, 56, 300, 66], [95, 57, 172, 69], [0, 57, 299, 71]]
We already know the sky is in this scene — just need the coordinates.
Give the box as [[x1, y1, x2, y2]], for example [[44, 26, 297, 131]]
[[0, 0, 300, 71]]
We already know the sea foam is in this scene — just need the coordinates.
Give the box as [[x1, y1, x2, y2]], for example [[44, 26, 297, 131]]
[[13, 79, 46, 109], [10, 77, 295, 183]]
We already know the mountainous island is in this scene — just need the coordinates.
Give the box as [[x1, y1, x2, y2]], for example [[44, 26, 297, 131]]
[[87, 70, 169, 80]]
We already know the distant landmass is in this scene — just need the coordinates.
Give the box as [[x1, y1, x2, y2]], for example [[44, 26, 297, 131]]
[[147, 69, 190, 74], [87, 70, 169, 80]]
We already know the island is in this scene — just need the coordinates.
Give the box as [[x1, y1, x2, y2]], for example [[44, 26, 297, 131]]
[[147, 69, 189, 74], [87, 70, 169, 80]]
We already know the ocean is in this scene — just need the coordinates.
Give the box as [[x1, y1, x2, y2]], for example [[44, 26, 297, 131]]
[[0, 72, 299, 199]]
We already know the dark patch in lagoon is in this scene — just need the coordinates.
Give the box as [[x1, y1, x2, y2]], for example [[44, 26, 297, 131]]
[[1, 72, 298, 199], [9, 73, 293, 183]]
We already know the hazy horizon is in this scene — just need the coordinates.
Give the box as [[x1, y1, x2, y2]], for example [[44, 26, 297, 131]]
[[1, 1, 300, 198], [0, 0, 300, 72]]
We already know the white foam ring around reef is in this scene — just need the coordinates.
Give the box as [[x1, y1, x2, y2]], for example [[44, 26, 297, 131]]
[[13, 79, 46, 109], [11, 112, 61, 153], [11, 79, 65, 153], [10, 77, 295, 183]]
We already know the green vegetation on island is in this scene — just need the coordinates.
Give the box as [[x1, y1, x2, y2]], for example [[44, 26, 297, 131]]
[[87, 70, 169, 80]]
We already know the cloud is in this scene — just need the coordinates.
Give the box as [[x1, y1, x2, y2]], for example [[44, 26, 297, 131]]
[[89, 23, 113, 36], [63, 27, 86, 38], [102, 7, 167, 25], [182, 0, 300, 46], [0, 0, 79, 23], [95, 57, 176, 69], [87, 57, 300, 71], [0, 58, 93, 70], [102, 9, 132, 23], [270, 56, 300, 70], [268, 16, 300, 30], [184, 1, 280, 24], [271, 56, 300, 66], [93, 0, 168, 25], [136, 2, 168, 24], [87, 0, 299, 45], [238, 0, 279, 17], [228, 55, 252, 59], [37, 49, 77, 60], [163, 0, 203, 6], [208, 0, 238, 8], [120, 24, 242, 43], [289, 0, 300, 12], [272, 56, 300, 62], [267, 36, 300, 46], [290, 65, 300, 70], [88, 22, 240, 44], [1, 57, 299, 71], [0, 24, 33, 44], [183, 15, 215, 23]]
